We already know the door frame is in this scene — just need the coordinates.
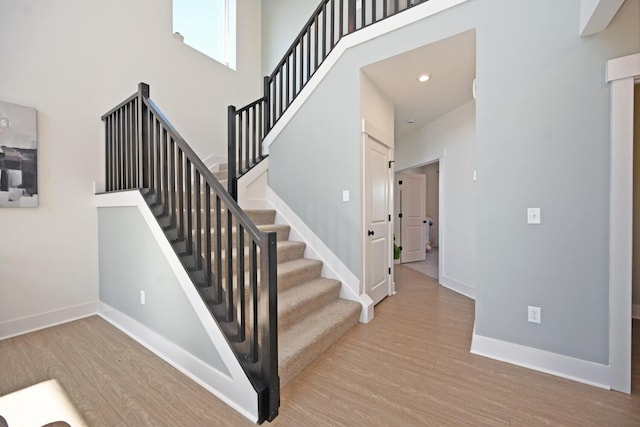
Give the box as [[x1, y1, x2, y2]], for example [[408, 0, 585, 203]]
[[361, 119, 395, 306], [396, 156, 445, 285], [396, 172, 427, 264], [607, 52, 639, 394]]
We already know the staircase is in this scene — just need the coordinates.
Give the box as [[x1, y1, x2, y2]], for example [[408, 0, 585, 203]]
[[213, 170, 361, 386]]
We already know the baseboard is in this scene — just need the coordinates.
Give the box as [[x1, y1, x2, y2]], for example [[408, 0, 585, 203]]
[[633, 304, 640, 319], [0, 302, 98, 340], [98, 303, 258, 424], [266, 187, 373, 323], [440, 275, 475, 300], [470, 327, 610, 390]]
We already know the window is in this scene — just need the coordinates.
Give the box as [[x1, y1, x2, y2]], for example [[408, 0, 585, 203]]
[[173, 0, 236, 69]]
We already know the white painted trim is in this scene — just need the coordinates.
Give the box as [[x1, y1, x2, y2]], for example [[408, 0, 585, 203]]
[[579, 0, 625, 37], [0, 302, 98, 340], [471, 329, 610, 390], [440, 276, 475, 300], [607, 53, 640, 83], [633, 304, 640, 320], [98, 303, 257, 423], [237, 158, 271, 210], [362, 118, 393, 148], [265, 187, 373, 323], [263, 0, 469, 149], [607, 52, 639, 394], [95, 191, 259, 421]]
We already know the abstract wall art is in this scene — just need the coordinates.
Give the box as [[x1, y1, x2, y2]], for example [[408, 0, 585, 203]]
[[0, 100, 38, 208]]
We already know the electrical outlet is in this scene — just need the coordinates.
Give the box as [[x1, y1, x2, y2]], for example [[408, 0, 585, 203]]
[[528, 306, 541, 324], [140, 290, 146, 305]]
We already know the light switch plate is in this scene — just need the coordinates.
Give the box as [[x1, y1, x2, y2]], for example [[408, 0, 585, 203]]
[[527, 208, 541, 224], [342, 190, 350, 202]]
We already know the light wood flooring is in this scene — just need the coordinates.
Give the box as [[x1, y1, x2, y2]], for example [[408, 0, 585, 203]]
[[1, 265, 639, 426]]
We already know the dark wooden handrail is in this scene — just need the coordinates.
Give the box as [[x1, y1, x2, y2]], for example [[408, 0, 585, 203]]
[[103, 83, 279, 423], [228, 0, 427, 198]]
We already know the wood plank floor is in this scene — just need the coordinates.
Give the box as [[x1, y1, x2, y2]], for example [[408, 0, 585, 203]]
[[1, 265, 638, 426]]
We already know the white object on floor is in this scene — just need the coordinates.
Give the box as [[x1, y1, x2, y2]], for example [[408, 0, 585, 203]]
[[0, 379, 87, 427]]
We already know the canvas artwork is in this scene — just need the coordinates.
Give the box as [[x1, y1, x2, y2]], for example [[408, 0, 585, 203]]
[[0, 100, 38, 207]]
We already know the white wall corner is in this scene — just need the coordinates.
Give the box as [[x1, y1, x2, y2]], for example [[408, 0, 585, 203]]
[[237, 158, 271, 210], [266, 186, 373, 322], [0, 302, 98, 340], [439, 275, 475, 300], [580, 0, 625, 37], [470, 328, 611, 390]]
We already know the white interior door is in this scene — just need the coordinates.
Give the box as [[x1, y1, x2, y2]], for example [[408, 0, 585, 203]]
[[364, 134, 392, 306], [398, 173, 426, 263]]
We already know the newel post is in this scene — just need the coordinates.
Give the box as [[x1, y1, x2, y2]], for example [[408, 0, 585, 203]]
[[263, 76, 271, 133], [227, 105, 238, 200], [138, 82, 150, 189]]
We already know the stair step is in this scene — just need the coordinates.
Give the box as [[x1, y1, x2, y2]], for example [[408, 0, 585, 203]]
[[257, 223, 290, 241], [278, 278, 341, 330], [277, 258, 323, 291], [244, 209, 276, 225], [276, 240, 306, 263], [279, 298, 360, 386]]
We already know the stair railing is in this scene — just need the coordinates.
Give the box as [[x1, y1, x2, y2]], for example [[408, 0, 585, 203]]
[[102, 83, 280, 423], [228, 0, 428, 196]]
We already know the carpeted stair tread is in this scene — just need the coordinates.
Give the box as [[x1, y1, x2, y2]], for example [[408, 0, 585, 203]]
[[278, 278, 341, 329], [276, 240, 306, 263], [257, 223, 290, 241], [278, 298, 361, 386], [243, 209, 276, 225], [277, 258, 323, 291]]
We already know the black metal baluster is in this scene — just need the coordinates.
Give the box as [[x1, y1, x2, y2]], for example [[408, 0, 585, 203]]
[[322, 3, 327, 60], [185, 159, 193, 254], [249, 240, 258, 362], [177, 149, 184, 241], [205, 182, 212, 288], [169, 137, 176, 226], [244, 110, 250, 169], [215, 196, 223, 302], [237, 225, 245, 341], [194, 172, 202, 270]]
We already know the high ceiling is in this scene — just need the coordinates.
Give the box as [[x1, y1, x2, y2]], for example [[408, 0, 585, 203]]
[[361, 29, 476, 140]]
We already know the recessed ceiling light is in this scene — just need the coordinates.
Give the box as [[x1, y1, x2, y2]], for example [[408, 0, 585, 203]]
[[417, 73, 430, 82], [407, 119, 416, 124]]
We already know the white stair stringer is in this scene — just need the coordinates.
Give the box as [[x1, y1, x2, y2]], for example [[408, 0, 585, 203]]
[[264, 186, 373, 323]]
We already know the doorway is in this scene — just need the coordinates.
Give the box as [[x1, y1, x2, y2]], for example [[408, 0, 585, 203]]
[[607, 52, 640, 393], [395, 160, 440, 280]]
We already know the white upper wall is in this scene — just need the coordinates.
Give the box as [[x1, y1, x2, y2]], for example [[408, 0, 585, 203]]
[[0, 0, 262, 330], [397, 100, 476, 294], [261, 0, 319, 76]]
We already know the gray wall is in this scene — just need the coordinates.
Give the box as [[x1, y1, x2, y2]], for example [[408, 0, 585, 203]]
[[98, 206, 227, 373], [266, 0, 640, 364]]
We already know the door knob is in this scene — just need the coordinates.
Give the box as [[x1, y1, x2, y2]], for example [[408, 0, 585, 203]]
[[368, 230, 375, 236]]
